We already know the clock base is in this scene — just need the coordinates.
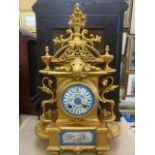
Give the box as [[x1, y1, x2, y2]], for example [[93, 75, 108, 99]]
[[42, 123, 110, 154], [35, 119, 121, 139], [35, 119, 120, 154]]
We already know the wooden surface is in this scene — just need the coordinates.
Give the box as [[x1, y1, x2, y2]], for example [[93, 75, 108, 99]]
[[19, 115, 135, 155], [19, 28, 37, 115]]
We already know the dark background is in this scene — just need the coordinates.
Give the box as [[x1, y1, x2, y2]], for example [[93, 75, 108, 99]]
[[19, 0, 127, 121]]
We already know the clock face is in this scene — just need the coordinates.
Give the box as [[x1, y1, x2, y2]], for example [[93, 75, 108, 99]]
[[61, 84, 94, 117]]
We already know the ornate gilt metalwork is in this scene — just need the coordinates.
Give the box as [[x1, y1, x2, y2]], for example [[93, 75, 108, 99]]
[[99, 76, 119, 121], [37, 77, 56, 118], [41, 46, 52, 71], [35, 3, 120, 154], [53, 3, 102, 63]]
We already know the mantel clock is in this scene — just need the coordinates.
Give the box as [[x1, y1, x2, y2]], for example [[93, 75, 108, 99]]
[[35, 3, 120, 154]]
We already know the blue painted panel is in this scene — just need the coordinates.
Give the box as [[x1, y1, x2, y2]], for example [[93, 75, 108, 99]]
[[60, 130, 96, 146]]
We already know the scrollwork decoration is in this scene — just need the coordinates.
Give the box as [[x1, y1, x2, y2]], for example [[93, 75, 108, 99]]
[[52, 3, 102, 62], [37, 77, 56, 118], [99, 76, 118, 121]]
